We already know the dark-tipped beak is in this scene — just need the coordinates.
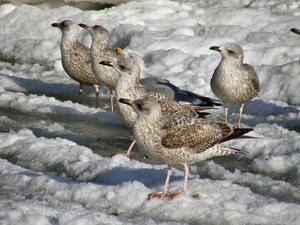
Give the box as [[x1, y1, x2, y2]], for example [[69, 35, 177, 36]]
[[51, 23, 59, 28], [291, 28, 300, 35], [209, 46, 221, 51], [79, 23, 89, 29], [99, 61, 114, 67], [119, 98, 132, 106]]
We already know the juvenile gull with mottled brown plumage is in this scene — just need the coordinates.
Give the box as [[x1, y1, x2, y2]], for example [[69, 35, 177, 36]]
[[100, 54, 211, 157], [119, 97, 252, 199], [79, 23, 123, 112], [52, 20, 101, 107], [210, 43, 259, 127]]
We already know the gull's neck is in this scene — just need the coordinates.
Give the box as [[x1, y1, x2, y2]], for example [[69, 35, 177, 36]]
[[91, 37, 109, 51], [137, 106, 162, 127], [61, 30, 79, 45], [220, 56, 243, 68]]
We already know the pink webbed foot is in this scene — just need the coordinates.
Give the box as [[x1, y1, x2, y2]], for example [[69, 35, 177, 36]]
[[148, 191, 167, 200], [166, 191, 186, 199]]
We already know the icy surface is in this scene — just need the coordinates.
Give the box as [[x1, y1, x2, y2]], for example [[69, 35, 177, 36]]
[[0, 0, 299, 224]]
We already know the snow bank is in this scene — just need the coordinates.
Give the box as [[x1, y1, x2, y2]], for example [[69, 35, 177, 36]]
[[0, 0, 300, 104], [0, 0, 300, 224]]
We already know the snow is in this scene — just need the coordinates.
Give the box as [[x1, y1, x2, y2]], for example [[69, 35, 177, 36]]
[[0, 0, 299, 224]]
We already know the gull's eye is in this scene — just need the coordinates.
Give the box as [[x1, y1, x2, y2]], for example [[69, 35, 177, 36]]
[[119, 65, 127, 70], [136, 103, 143, 110], [227, 50, 235, 55]]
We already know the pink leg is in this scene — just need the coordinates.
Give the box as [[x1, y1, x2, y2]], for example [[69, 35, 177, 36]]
[[79, 84, 83, 95], [124, 139, 136, 158], [224, 104, 228, 124], [236, 103, 245, 128], [166, 163, 189, 199], [112, 139, 136, 158], [110, 89, 116, 113], [94, 85, 100, 108], [148, 165, 172, 199]]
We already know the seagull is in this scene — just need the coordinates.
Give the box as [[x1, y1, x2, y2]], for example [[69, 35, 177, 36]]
[[210, 43, 259, 127], [100, 53, 214, 157], [52, 20, 101, 107], [119, 97, 252, 199], [79, 23, 123, 112]]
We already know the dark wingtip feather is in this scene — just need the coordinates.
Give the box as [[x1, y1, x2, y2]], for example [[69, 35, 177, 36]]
[[221, 127, 254, 143]]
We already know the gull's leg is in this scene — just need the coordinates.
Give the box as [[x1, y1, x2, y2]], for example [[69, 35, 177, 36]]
[[112, 139, 136, 158], [110, 89, 115, 113], [236, 103, 245, 128], [125, 139, 136, 158], [167, 163, 189, 199], [148, 165, 172, 199], [94, 85, 100, 108], [224, 104, 228, 124], [79, 83, 83, 95]]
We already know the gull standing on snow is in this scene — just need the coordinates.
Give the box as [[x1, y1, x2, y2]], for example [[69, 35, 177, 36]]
[[52, 20, 102, 107], [119, 97, 252, 199], [210, 43, 259, 127], [100, 54, 213, 157], [79, 23, 123, 112]]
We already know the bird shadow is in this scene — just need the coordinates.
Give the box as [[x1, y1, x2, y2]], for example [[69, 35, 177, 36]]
[[0, 73, 108, 106], [92, 167, 183, 188], [227, 99, 300, 130], [237, 99, 299, 116]]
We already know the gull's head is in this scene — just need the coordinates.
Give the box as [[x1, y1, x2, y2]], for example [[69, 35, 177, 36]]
[[119, 98, 161, 117], [210, 43, 244, 63], [79, 23, 110, 44], [52, 20, 78, 33], [99, 53, 141, 79], [52, 20, 79, 40], [291, 28, 300, 36]]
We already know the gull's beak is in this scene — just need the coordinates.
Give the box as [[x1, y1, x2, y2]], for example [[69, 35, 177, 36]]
[[119, 98, 132, 106], [51, 23, 59, 28], [291, 28, 300, 35], [79, 23, 89, 29], [99, 61, 114, 67], [209, 46, 221, 51], [114, 47, 126, 57]]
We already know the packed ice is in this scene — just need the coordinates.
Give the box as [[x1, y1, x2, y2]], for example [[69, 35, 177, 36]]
[[0, 0, 299, 224]]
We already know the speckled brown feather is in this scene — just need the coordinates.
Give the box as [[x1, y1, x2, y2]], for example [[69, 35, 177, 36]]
[[61, 40, 100, 86], [146, 92, 199, 118], [243, 64, 260, 93], [161, 118, 252, 153]]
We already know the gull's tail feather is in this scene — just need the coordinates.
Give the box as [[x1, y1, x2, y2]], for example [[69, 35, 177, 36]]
[[181, 103, 218, 118], [204, 144, 247, 159], [179, 89, 223, 107]]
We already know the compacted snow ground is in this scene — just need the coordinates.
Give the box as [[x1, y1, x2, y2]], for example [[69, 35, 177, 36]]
[[0, 0, 300, 224]]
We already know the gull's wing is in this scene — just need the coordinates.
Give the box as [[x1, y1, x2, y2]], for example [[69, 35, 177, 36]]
[[74, 41, 92, 65], [243, 63, 260, 92], [141, 76, 222, 107], [161, 117, 231, 152], [146, 92, 209, 118], [161, 117, 253, 153]]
